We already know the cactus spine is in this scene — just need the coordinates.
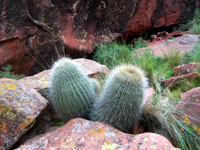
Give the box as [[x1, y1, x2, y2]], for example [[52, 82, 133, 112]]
[[90, 65, 148, 133], [49, 57, 96, 122]]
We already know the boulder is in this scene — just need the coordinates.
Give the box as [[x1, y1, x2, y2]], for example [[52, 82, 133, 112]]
[[18, 58, 109, 100], [149, 34, 199, 56], [173, 87, 200, 139], [0, 78, 48, 150], [173, 62, 199, 76], [161, 72, 199, 90], [16, 118, 179, 150]]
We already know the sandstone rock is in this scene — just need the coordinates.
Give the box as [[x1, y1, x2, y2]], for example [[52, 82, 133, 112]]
[[161, 72, 199, 90], [1, 1, 199, 75], [16, 118, 179, 150], [149, 34, 199, 56], [122, 0, 198, 41], [173, 87, 200, 139], [0, 78, 48, 150], [18, 58, 109, 100], [174, 62, 199, 76], [0, 0, 64, 76]]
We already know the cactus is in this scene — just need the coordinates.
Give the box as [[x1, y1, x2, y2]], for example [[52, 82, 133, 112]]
[[90, 64, 148, 133], [90, 78, 101, 96], [49, 57, 96, 122]]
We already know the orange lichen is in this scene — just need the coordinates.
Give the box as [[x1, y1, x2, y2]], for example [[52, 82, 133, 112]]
[[184, 117, 190, 125], [197, 128, 200, 135], [180, 128, 184, 132], [193, 125, 198, 131], [6, 83, 17, 90]]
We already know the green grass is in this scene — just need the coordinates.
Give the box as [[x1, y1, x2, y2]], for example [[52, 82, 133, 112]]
[[93, 39, 148, 69], [189, 8, 200, 34], [162, 47, 184, 69], [0, 64, 25, 80], [93, 42, 134, 69]]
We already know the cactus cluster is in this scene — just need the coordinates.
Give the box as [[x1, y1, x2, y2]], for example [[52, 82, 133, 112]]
[[90, 65, 148, 133], [50, 58, 148, 133], [49, 57, 96, 122]]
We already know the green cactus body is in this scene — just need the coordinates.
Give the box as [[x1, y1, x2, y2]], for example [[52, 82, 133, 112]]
[[90, 65, 148, 133], [90, 78, 101, 96], [49, 57, 96, 122]]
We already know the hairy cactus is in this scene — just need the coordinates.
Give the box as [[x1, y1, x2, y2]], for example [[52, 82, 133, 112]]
[[49, 57, 96, 122], [90, 78, 101, 96], [90, 65, 148, 133]]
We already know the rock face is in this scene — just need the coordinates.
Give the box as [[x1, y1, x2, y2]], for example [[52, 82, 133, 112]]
[[16, 118, 179, 150], [0, 78, 48, 150], [0, 0, 64, 76], [122, 0, 199, 40], [1, 1, 199, 76]]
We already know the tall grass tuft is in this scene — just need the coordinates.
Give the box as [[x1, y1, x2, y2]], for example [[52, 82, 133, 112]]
[[162, 47, 184, 69], [93, 42, 134, 69]]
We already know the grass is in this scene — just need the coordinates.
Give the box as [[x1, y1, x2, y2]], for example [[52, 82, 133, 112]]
[[189, 8, 200, 34], [93, 41, 134, 69], [0, 64, 25, 80], [92, 9, 200, 149], [162, 47, 184, 69], [93, 38, 200, 149]]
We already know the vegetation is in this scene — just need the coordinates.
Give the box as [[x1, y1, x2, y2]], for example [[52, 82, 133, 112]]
[[92, 36, 200, 149], [93, 39, 148, 69], [189, 8, 200, 34], [0, 64, 25, 80]]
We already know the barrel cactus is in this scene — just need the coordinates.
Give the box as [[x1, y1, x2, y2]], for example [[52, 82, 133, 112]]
[[90, 64, 148, 133], [49, 57, 96, 122]]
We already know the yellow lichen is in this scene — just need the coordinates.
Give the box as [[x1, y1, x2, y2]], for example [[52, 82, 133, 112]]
[[6, 83, 17, 90], [184, 117, 190, 125], [150, 145, 157, 149], [102, 141, 117, 150], [193, 125, 198, 131], [197, 128, 200, 135]]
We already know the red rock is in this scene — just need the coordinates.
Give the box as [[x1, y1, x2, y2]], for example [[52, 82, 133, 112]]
[[18, 58, 109, 100], [0, 78, 48, 149], [161, 72, 199, 90], [0, 1, 198, 76], [0, 1, 64, 76], [149, 34, 199, 56], [173, 87, 200, 138], [168, 31, 189, 38], [122, 1, 197, 41], [173, 62, 198, 76], [16, 118, 179, 150]]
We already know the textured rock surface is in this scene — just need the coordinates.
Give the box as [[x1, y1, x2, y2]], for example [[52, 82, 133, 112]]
[[0, 78, 48, 150], [149, 34, 199, 56], [173, 87, 200, 139], [18, 58, 109, 100], [16, 118, 179, 150], [1, 1, 199, 76], [173, 62, 198, 76], [122, 0, 199, 40], [0, 0, 64, 76], [161, 72, 199, 90]]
